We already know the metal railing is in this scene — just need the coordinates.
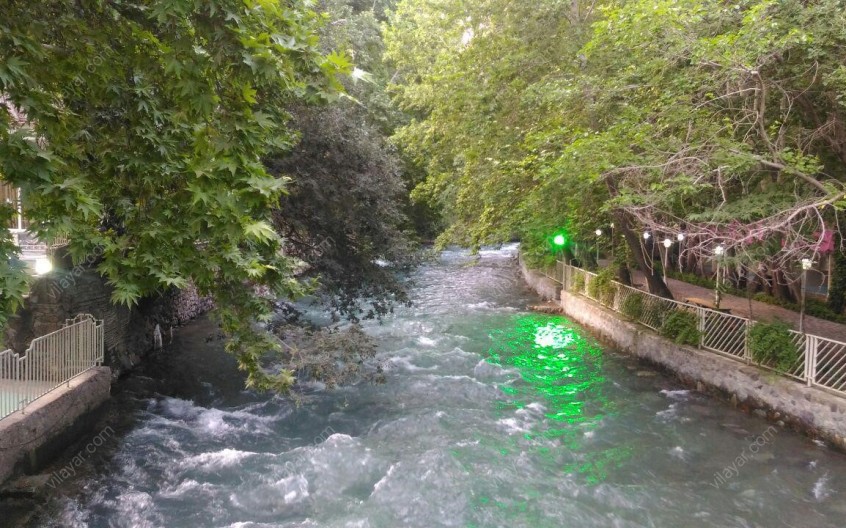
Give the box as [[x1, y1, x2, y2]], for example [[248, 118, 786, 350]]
[[0, 314, 104, 420], [540, 260, 564, 285], [560, 262, 846, 398]]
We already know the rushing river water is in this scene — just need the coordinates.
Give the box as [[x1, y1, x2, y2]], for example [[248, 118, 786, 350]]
[[10, 245, 846, 527]]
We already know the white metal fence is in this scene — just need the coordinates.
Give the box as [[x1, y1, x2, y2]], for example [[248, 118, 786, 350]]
[[560, 262, 846, 398], [0, 314, 104, 420], [540, 260, 565, 285]]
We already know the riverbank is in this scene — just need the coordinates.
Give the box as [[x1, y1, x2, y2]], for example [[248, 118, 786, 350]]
[[0, 368, 111, 489], [0, 273, 213, 492], [9, 245, 846, 527], [519, 255, 846, 451]]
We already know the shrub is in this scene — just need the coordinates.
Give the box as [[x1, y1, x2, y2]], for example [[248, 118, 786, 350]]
[[667, 270, 716, 290], [660, 310, 700, 346], [829, 250, 846, 314], [621, 292, 644, 321], [572, 273, 585, 293], [748, 321, 800, 373], [751, 294, 846, 324], [587, 268, 616, 305], [806, 299, 846, 324]]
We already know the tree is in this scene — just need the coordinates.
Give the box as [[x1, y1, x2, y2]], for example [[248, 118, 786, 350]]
[[267, 0, 417, 321], [576, 0, 846, 300], [267, 103, 415, 320], [0, 0, 347, 390], [386, 0, 846, 301]]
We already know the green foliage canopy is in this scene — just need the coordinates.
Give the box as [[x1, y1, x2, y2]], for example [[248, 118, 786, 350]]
[[0, 0, 347, 390], [385, 0, 846, 286]]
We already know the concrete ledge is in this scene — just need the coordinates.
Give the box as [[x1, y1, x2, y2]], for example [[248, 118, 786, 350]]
[[0, 367, 111, 486], [518, 257, 846, 450], [562, 289, 846, 449], [518, 254, 561, 301]]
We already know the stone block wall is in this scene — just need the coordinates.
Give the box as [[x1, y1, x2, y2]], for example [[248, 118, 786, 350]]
[[517, 254, 561, 301], [4, 269, 214, 379], [0, 367, 111, 487]]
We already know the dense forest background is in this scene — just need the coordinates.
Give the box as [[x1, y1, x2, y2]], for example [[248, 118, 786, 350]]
[[3, 0, 846, 388], [385, 0, 846, 311]]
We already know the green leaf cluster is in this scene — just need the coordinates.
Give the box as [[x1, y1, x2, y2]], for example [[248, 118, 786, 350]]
[[0, 0, 348, 390], [385, 0, 846, 279], [587, 267, 617, 305], [660, 310, 701, 347], [621, 293, 645, 321], [748, 320, 801, 372]]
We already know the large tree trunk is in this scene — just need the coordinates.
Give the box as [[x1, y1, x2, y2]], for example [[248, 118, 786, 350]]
[[606, 177, 674, 298], [614, 213, 674, 298], [617, 262, 632, 286], [686, 251, 696, 275]]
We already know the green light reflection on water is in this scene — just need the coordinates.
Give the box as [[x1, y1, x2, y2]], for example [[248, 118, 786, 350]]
[[488, 314, 608, 436], [465, 314, 634, 525]]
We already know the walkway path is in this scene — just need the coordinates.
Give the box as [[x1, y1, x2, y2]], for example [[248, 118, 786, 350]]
[[0, 379, 54, 419], [630, 270, 846, 342]]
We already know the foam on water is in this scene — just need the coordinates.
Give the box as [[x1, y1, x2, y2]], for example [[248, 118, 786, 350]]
[[24, 244, 846, 528], [660, 389, 692, 400], [158, 479, 217, 499], [385, 356, 438, 372], [813, 473, 833, 501], [181, 448, 261, 470]]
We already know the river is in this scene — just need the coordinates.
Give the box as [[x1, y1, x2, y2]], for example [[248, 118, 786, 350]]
[[12, 245, 846, 527]]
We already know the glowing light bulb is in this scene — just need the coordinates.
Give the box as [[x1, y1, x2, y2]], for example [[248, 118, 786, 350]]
[[35, 258, 52, 275]]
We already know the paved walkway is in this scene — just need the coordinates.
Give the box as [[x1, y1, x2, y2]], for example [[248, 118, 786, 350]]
[[0, 379, 53, 419], [627, 271, 846, 342]]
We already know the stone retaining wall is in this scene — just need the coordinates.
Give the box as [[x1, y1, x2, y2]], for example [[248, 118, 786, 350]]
[[517, 254, 561, 301], [4, 270, 214, 379], [0, 367, 111, 487], [519, 257, 846, 451]]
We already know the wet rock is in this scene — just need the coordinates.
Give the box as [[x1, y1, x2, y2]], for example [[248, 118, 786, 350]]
[[528, 304, 563, 314], [0, 474, 51, 499], [754, 452, 776, 462]]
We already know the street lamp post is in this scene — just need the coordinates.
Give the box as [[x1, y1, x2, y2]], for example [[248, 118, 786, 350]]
[[800, 258, 812, 333], [642, 231, 653, 275], [595, 229, 603, 265], [714, 245, 725, 309], [553, 233, 566, 284], [662, 238, 672, 282], [610, 223, 615, 260]]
